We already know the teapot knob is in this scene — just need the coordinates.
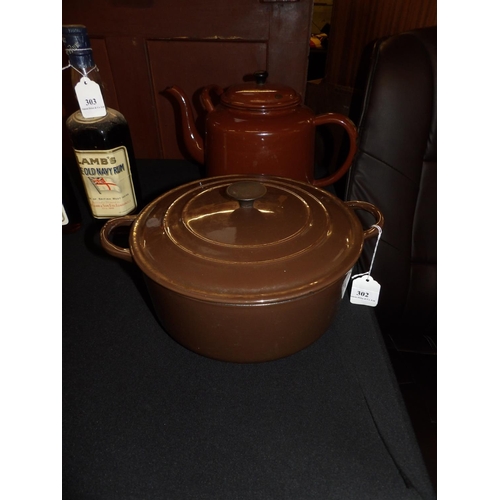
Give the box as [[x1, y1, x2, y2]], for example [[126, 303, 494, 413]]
[[254, 70, 269, 85], [226, 181, 267, 209]]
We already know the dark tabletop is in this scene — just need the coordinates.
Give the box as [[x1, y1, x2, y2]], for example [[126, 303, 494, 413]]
[[62, 159, 435, 500]]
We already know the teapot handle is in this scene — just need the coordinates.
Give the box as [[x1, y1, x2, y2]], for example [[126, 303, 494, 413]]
[[312, 113, 358, 188], [201, 84, 224, 113], [100, 215, 137, 263]]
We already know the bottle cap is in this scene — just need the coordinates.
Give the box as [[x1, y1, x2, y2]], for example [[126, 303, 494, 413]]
[[62, 25, 94, 69]]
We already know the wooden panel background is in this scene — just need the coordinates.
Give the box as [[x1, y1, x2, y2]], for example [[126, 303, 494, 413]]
[[326, 0, 437, 89], [62, 0, 314, 160]]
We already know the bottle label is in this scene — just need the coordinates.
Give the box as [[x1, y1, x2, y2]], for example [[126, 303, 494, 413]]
[[74, 146, 137, 218], [74, 76, 106, 119], [62, 204, 69, 225]]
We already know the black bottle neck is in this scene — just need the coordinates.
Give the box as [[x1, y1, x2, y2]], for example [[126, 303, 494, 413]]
[[63, 25, 96, 72], [66, 48, 95, 73], [63, 25, 107, 118]]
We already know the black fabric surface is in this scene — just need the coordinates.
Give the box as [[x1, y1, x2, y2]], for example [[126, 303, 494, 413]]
[[63, 160, 435, 500]]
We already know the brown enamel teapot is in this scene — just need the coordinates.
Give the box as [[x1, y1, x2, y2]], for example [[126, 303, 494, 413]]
[[162, 71, 358, 188]]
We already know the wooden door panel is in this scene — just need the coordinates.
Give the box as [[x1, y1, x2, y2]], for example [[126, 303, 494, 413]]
[[64, 0, 271, 39], [105, 36, 161, 159], [62, 0, 314, 159]]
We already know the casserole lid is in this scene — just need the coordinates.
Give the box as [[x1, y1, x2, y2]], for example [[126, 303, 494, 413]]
[[131, 175, 364, 304]]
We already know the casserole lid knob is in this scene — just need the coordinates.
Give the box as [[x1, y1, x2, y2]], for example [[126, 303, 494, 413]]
[[226, 181, 267, 208]]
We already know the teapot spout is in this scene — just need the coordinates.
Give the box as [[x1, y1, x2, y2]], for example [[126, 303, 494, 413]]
[[161, 85, 205, 164]]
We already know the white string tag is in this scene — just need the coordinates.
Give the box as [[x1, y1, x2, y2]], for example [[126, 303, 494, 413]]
[[341, 268, 353, 299], [74, 76, 106, 119], [350, 224, 382, 307]]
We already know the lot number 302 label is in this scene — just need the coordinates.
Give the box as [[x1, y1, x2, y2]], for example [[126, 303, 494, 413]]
[[350, 275, 381, 307]]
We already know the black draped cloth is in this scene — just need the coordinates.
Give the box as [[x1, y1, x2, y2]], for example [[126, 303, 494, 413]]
[[62, 160, 435, 500]]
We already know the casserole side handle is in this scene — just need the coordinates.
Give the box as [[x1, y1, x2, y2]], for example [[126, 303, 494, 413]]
[[344, 201, 384, 240], [100, 215, 136, 263]]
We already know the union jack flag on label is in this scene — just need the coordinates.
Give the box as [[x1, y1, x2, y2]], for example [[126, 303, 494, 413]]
[[90, 177, 121, 193]]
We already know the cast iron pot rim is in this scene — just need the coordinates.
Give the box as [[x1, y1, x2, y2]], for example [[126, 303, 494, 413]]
[[139, 259, 356, 306]]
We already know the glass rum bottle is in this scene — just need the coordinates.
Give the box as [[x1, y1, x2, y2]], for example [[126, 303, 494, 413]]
[[62, 25, 140, 219]]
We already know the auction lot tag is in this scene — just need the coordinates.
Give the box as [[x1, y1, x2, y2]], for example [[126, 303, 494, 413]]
[[350, 275, 381, 307], [75, 76, 106, 118]]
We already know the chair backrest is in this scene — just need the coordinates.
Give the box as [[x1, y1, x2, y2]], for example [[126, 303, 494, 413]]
[[345, 26, 437, 350]]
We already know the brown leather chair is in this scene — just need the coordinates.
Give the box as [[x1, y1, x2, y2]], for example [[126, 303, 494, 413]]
[[345, 26, 437, 358]]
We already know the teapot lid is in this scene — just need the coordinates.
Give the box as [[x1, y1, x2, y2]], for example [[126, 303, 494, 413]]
[[221, 71, 302, 111]]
